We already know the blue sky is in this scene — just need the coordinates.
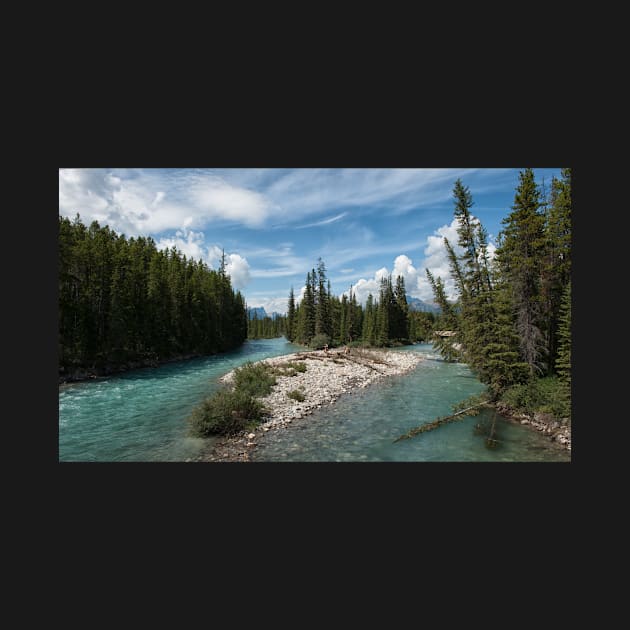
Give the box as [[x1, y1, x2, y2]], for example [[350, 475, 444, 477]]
[[59, 168, 562, 314]]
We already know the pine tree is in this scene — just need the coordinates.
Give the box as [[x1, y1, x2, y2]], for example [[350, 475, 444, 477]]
[[393, 275, 409, 340], [315, 258, 332, 340], [362, 293, 376, 346], [555, 281, 571, 386], [287, 287, 296, 342], [339, 294, 348, 343], [541, 168, 572, 373], [495, 168, 547, 376]]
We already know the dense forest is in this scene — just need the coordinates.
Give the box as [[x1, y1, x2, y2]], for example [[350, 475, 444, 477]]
[[247, 313, 287, 339], [426, 168, 571, 418], [59, 215, 247, 376], [285, 259, 440, 348]]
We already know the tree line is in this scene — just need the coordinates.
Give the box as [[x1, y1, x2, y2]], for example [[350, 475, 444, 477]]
[[247, 313, 287, 339], [59, 214, 247, 375], [285, 258, 440, 348], [427, 169, 571, 415]]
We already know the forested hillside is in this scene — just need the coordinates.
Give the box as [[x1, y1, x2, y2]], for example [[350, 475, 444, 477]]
[[59, 215, 247, 377]]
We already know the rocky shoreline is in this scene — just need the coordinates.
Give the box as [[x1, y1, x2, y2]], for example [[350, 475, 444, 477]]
[[495, 402, 571, 452], [194, 348, 423, 462]]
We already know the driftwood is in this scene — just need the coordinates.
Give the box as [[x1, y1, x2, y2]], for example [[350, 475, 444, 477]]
[[485, 411, 499, 448], [292, 351, 388, 374], [393, 402, 488, 443], [340, 353, 387, 374]]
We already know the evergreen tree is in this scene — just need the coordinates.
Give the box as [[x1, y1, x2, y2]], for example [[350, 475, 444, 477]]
[[287, 287, 296, 342], [315, 258, 333, 340], [339, 294, 348, 343], [58, 215, 247, 375], [541, 168, 572, 373], [495, 168, 547, 376], [362, 293, 376, 346], [555, 281, 571, 387], [393, 275, 409, 340]]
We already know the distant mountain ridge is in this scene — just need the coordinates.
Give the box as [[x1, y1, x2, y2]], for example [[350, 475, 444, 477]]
[[406, 295, 441, 314], [247, 307, 283, 320], [247, 306, 267, 319]]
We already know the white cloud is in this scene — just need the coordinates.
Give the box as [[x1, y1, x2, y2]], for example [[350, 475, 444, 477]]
[[345, 217, 496, 305], [59, 168, 274, 235], [191, 177, 271, 228], [295, 212, 348, 229], [156, 228, 208, 262], [155, 228, 250, 289], [246, 296, 291, 316], [225, 253, 251, 290]]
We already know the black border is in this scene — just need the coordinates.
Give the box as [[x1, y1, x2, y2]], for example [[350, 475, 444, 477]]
[[48, 109, 584, 523]]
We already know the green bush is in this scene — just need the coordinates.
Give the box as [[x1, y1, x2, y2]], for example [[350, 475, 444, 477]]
[[287, 390, 305, 402], [500, 376, 570, 419], [309, 333, 331, 350], [233, 361, 276, 397], [189, 388, 264, 436]]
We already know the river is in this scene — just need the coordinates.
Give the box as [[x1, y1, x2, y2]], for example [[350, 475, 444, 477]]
[[59, 338, 569, 462]]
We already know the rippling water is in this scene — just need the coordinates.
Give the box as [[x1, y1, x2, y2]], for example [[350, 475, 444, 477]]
[[59, 340, 570, 462], [253, 345, 570, 462], [59, 338, 302, 461]]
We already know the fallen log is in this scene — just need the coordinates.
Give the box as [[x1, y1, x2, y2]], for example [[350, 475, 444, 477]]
[[393, 402, 489, 443]]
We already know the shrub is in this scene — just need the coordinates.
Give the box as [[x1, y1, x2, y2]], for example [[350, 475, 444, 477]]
[[233, 361, 276, 397], [271, 361, 307, 377], [309, 333, 331, 350], [189, 388, 264, 436], [285, 361, 307, 373], [500, 376, 570, 419], [287, 390, 305, 402]]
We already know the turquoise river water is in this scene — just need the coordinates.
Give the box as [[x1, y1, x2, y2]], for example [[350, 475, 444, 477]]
[[59, 338, 570, 462]]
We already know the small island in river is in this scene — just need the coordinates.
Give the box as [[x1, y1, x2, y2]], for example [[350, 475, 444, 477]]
[[195, 347, 423, 462]]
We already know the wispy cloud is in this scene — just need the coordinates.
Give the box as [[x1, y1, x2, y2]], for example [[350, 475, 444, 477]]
[[295, 212, 348, 229]]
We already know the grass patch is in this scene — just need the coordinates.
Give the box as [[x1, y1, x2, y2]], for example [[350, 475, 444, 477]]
[[287, 389, 305, 402], [233, 361, 276, 397], [189, 388, 265, 436], [271, 361, 307, 377], [188, 361, 276, 437]]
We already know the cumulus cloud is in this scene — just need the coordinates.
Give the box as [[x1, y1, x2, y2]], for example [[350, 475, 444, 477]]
[[156, 228, 208, 262], [155, 228, 251, 289], [346, 217, 496, 304], [225, 253, 251, 290]]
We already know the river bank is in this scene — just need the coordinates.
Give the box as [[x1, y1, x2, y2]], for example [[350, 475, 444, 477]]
[[495, 402, 571, 452], [60, 351, 228, 385], [195, 347, 423, 462]]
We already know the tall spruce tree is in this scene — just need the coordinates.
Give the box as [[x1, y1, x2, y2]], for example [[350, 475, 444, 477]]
[[362, 293, 376, 346], [541, 168, 572, 373], [287, 287, 296, 342], [315, 258, 333, 340], [495, 168, 547, 376]]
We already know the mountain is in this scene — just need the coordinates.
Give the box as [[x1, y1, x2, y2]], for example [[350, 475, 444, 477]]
[[247, 306, 267, 320], [406, 295, 441, 314]]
